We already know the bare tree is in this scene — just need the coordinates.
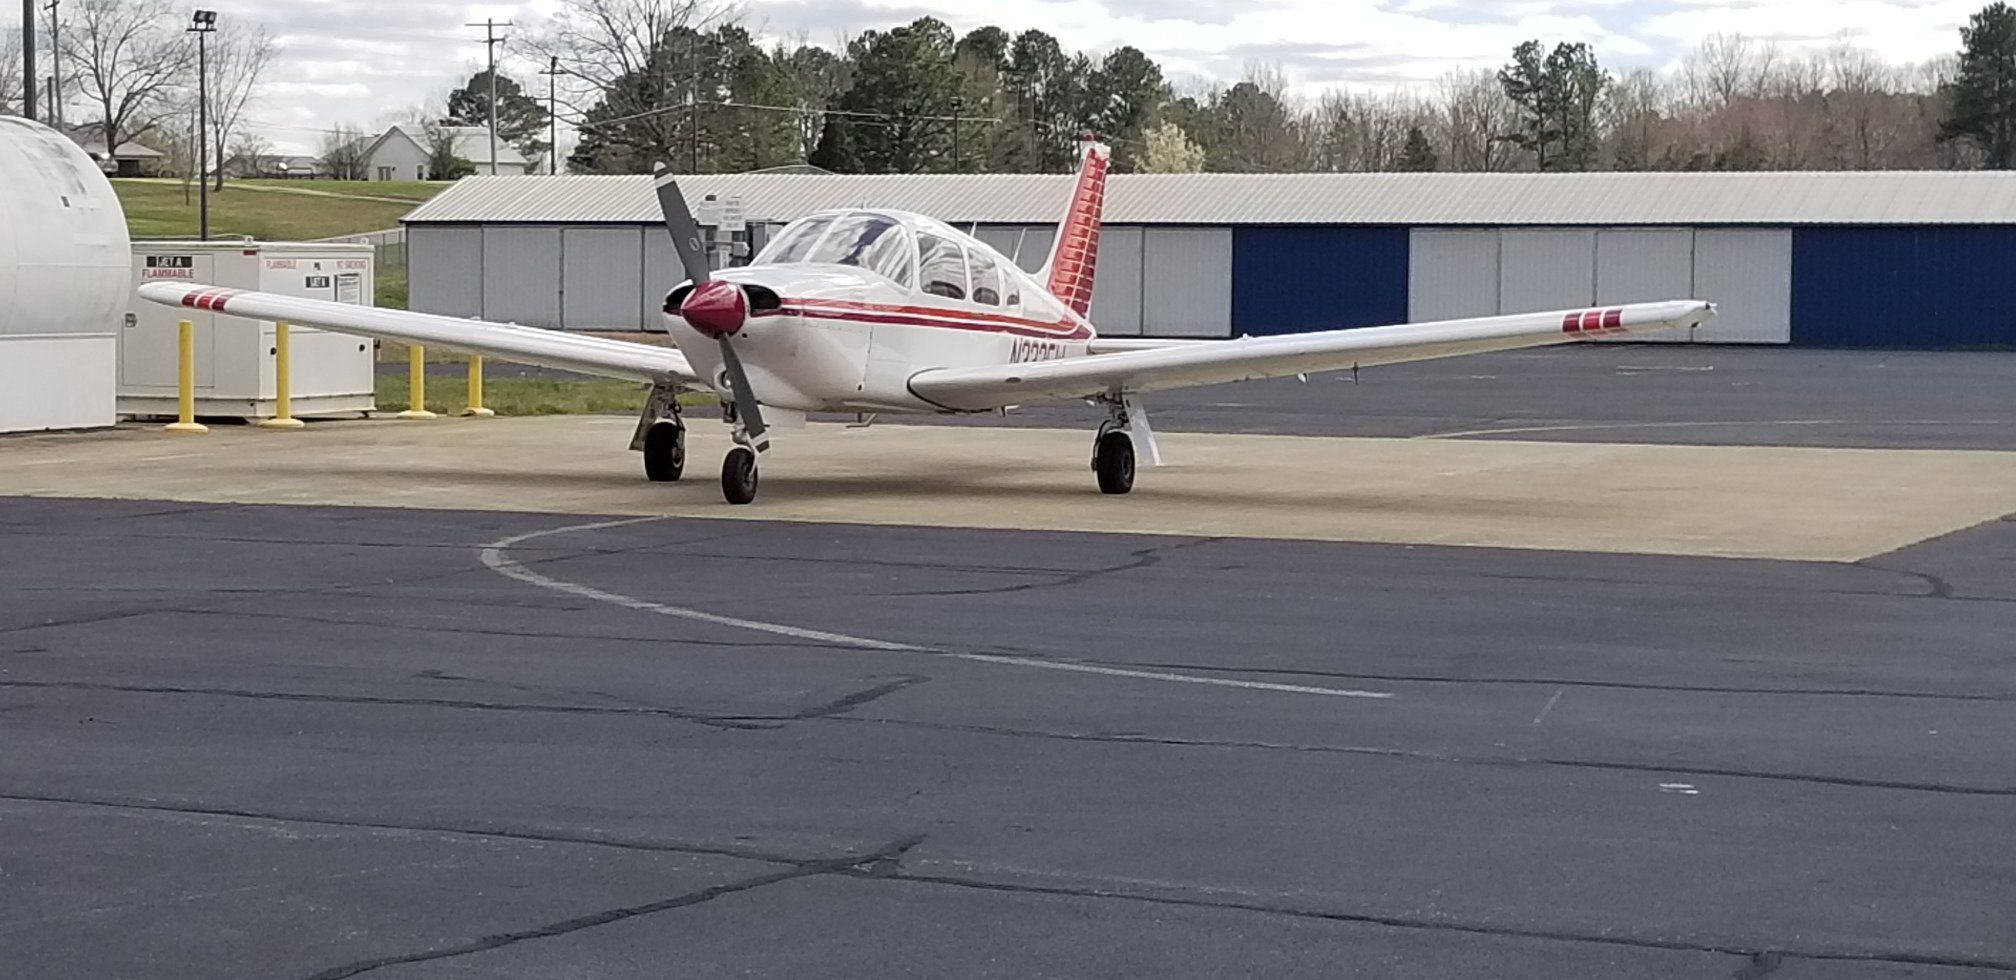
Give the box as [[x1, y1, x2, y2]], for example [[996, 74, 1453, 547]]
[[204, 24, 276, 189], [530, 0, 724, 164], [1680, 33, 1778, 111], [63, 0, 188, 157], [1438, 68, 1522, 171], [2, 29, 22, 116], [227, 128, 271, 176], [319, 123, 370, 179]]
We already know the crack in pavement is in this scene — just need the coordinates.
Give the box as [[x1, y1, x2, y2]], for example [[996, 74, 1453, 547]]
[[299, 834, 928, 980], [1105, 660, 2016, 703], [862, 870, 2016, 975], [7, 792, 2006, 975], [823, 715, 2016, 797], [870, 537, 1226, 598]]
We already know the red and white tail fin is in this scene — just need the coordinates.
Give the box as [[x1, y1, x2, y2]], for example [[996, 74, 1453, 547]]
[[1039, 137, 1111, 318]]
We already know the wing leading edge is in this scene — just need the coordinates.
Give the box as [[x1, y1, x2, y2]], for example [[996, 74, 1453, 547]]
[[135, 282, 697, 385], [909, 301, 1716, 412]]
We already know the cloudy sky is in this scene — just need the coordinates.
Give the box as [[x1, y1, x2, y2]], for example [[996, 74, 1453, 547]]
[[9, 0, 1991, 153]]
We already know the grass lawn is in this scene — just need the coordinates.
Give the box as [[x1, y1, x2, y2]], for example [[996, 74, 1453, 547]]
[[115, 178, 449, 241], [376, 372, 655, 417]]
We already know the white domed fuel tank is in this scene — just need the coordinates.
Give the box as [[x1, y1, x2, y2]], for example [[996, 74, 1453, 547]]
[[0, 115, 129, 432]]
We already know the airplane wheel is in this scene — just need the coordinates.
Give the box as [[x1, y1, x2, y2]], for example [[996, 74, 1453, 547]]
[[721, 447, 759, 504], [643, 422, 684, 482], [1095, 431, 1134, 495]]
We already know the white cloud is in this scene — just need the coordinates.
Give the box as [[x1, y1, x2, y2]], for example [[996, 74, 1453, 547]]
[[7, 0, 1976, 153]]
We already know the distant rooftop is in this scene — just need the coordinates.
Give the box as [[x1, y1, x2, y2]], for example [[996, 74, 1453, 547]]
[[403, 170, 2016, 227]]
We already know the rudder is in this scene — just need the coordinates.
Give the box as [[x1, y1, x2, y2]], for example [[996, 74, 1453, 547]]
[[1040, 136, 1111, 318]]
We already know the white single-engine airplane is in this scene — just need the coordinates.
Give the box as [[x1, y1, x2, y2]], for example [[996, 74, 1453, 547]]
[[139, 140, 1715, 504]]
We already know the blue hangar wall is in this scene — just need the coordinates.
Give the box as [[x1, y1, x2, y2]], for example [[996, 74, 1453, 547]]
[[1220, 224, 2016, 348]]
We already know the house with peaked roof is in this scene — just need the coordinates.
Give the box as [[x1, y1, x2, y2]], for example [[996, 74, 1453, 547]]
[[360, 124, 531, 181], [64, 127, 167, 176]]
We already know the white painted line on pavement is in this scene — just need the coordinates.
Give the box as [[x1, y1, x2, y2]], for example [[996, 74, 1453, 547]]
[[480, 518, 1394, 701]]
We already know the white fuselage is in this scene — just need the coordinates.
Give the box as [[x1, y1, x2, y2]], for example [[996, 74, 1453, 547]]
[[663, 211, 1095, 414]]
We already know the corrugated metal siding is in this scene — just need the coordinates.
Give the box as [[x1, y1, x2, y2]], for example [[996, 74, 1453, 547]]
[[408, 225, 482, 317], [1791, 227, 2016, 347], [561, 227, 644, 329], [1694, 230, 1791, 343], [1141, 228, 1232, 337], [406, 171, 2016, 227], [1232, 227, 1408, 336], [1500, 229, 1595, 314], [640, 226, 680, 330], [1408, 230, 1499, 322], [481, 226, 560, 326], [1089, 226, 1144, 336], [1595, 229, 1696, 343]]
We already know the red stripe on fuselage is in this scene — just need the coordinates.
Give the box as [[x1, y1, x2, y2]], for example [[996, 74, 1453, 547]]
[[772, 297, 1092, 340]]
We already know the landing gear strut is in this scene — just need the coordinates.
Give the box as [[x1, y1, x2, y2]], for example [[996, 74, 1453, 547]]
[[1091, 393, 1156, 495], [719, 397, 762, 505], [630, 382, 685, 482]]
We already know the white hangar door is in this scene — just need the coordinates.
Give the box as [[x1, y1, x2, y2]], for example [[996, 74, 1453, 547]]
[[1595, 229, 1695, 343], [1409, 230, 1500, 322], [1088, 226, 1144, 336], [561, 227, 644, 330], [1141, 228, 1232, 337], [481, 226, 561, 327], [1500, 229, 1595, 315], [1692, 229, 1791, 343]]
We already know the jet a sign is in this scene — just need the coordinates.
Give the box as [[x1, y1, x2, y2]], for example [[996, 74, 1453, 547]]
[[141, 255, 195, 280]]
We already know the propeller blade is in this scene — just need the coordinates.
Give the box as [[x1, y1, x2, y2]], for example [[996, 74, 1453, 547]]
[[716, 337, 769, 454], [652, 168, 712, 285]]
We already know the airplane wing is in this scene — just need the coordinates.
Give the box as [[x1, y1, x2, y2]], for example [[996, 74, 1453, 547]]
[[909, 301, 1714, 412], [136, 283, 697, 385]]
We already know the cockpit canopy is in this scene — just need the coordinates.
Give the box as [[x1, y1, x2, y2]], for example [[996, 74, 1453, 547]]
[[751, 209, 1033, 312]]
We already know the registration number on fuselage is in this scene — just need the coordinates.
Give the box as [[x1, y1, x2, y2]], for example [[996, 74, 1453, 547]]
[[1009, 337, 1068, 363]]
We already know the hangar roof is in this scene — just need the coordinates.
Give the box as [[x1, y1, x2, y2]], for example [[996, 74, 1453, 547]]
[[404, 170, 2016, 227]]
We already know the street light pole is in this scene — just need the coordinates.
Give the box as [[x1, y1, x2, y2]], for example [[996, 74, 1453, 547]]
[[188, 10, 216, 240]]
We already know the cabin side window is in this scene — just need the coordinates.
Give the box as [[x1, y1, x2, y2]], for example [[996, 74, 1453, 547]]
[[968, 249, 1003, 307], [917, 233, 968, 301]]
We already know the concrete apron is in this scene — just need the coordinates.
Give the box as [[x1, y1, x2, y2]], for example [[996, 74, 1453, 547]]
[[4, 416, 2014, 562]]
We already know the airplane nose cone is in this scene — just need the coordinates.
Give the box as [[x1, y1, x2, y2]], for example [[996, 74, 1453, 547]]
[[681, 280, 746, 339]]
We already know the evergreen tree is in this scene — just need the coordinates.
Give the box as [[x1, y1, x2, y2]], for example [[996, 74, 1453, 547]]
[[837, 18, 963, 173], [1498, 40, 1609, 170], [446, 69, 550, 161], [1397, 125, 1439, 171], [1940, 2, 2016, 167]]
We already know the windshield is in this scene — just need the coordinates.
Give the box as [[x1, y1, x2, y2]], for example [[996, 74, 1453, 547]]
[[804, 213, 913, 286], [754, 215, 836, 265]]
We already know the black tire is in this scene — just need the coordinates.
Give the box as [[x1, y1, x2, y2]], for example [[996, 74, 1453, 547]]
[[642, 422, 684, 482], [1095, 431, 1135, 495], [721, 447, 759, 504]]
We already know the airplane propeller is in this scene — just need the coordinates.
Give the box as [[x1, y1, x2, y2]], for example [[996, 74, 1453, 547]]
[[654, 170, 768, 454]]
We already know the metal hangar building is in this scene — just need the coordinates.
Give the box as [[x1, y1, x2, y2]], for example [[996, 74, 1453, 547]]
[[401, 171, 2016, 348]]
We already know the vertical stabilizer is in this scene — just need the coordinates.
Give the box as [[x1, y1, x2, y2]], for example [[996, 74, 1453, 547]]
[[1040, 136, 1111, 317]]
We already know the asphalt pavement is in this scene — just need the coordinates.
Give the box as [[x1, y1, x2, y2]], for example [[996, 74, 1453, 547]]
[[1, 497, 2011, 978]]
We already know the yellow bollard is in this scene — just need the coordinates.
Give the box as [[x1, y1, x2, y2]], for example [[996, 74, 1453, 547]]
[[462, 354, 495, 417], [163, 319, 208, 434], [258, 321, 306, 429], [396, 344, 437, 420]]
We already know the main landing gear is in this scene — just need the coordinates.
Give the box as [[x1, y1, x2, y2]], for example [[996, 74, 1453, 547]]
[[631, 382, 686, 482], [1092, 393, 1159, 495]]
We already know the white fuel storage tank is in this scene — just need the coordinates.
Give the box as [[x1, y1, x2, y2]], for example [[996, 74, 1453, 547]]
[[0, 116, 130, 433]]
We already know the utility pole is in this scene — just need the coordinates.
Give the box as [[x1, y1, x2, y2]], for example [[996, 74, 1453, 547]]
[[466, 18, 511, 176], [21, 0, 36, 120], [43, 0, 59, 127], [187, 10, 216, 239], [539, 55, 560, 175]]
